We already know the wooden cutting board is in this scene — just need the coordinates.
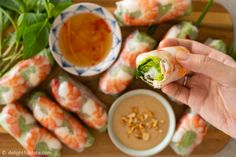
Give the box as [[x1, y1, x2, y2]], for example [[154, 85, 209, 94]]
[[0, 0, 233, 157]]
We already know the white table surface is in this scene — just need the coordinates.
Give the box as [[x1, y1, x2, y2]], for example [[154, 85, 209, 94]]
[[212, 1, 236, 157]]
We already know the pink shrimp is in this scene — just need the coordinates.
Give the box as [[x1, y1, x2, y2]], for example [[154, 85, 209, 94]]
[[76, 97, 107, 129], [99, 30, 156, 94], [51, 75, 107, 130], [18, 55, 52, 87], [25, 128, 61, 157], [178, 113, 207, 135], [0, 52, 52, 104], [54, 114, 91, 152], [0, 74, 28, 104], [159, 0, 191, 23], [2, 103, 35, 138], [28, 92, 94, 152], [171, 112, 208, 156], [51, 79, 83, 112], [31, 96, 64, 130], [121, 43, 153, 68], [99, 61, 133, 95], [127, 0, 158, 26]]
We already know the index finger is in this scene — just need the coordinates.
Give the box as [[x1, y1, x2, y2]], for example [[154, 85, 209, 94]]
[[159, 38, 236, 66], [159, 38, 213, 55]]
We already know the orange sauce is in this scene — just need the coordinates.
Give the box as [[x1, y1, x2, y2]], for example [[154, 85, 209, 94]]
[[59, 13, 112, 67]]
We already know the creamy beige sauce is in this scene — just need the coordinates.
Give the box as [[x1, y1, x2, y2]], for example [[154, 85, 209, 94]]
[[112, 94, 169, 150]]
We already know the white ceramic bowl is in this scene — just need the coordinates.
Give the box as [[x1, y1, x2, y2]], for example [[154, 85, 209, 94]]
[[108, 89, 176, 157], [49, 3, 122, 76]]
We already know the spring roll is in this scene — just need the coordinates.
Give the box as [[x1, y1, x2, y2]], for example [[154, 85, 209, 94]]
[[136, 46, 190, 88], [28, 92, 94, 152], [99, 30, 156, 95], [0, 49, 53, 105], [170, 112, 208, 156], [115, 0, 192, 26], [0, 103, 62, 157], [164, 21, 198, 40], [50, 73, 107, 132], [204, 38, 227, 53]]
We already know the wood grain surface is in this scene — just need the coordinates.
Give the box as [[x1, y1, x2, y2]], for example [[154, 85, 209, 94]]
[[0, 0, 233, 157]]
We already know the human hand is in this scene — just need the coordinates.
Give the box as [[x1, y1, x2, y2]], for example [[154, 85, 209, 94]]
[[159, 38, 236, 139]]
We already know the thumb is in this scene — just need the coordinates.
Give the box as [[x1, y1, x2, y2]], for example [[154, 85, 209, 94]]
[[176, 51, 236, 84]]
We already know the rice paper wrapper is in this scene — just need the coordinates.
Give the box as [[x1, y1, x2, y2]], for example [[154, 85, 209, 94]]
[[115, 0, 192, 26], [0, 49, 53, 105], [164, 21, 198, 40], [28, 92, 94, 152], [99, 30, 156, 95], [136, 46, 190, 88], [170, 111, 208, 156], [0, 103, 62, 157], [204, 38, 227, 53], [51, 72, 108, 132]]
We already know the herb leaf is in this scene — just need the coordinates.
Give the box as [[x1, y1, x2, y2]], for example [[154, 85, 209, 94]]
[[52, 1, 72, 17], [16, 13, 47, 41], [50, 0, 72, 5], [22, 0, 37, 12], [0, 9, 15, 32], [180, 131, 197, 148], [23, 21, 50, 59], [0, 0, 26, 14]]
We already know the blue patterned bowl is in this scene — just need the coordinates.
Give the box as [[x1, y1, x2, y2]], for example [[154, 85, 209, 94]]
[[49, 3, 122, 76]]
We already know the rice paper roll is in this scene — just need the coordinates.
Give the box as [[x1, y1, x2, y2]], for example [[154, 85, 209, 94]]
[[50, 73, 107, 132], [170, 112, 208, 156], [136, 46, 190, 88], [99, 30, 156, 95], [204, 38, 227, 53], [0, 49, 53, 105], [164, 21, 198, 40], [28, 92, 94, 152], [0, 103, 62, 157], [115, 0, 192, 26]]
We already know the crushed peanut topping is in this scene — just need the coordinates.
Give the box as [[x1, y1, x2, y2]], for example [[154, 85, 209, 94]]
[[121, 107, 165, 141]]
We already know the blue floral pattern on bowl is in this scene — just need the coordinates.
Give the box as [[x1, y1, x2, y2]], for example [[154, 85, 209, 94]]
[[49, 3, 122, 76]]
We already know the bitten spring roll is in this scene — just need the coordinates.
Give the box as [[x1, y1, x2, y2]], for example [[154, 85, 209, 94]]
[[28, 92, 94, 152], [170, 112, 208, 156], [136, 46, 190, 88], [115, 0, 192, 26], [50, 73, 107, 132], [0, 49, 53, 105], [0, 103, 62, 157], [99, 30, 156, 95]]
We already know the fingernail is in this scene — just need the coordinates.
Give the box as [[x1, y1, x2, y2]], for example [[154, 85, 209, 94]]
[[176, 51, 189, 61]]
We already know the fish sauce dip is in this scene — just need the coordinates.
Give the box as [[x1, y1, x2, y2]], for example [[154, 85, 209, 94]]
[[112, 94, 169, 150], [59, 13, 112, 67]]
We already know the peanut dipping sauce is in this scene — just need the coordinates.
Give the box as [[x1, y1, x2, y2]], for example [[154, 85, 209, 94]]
[[112, 94, 169, 150], [59, 13, 112, 67]]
